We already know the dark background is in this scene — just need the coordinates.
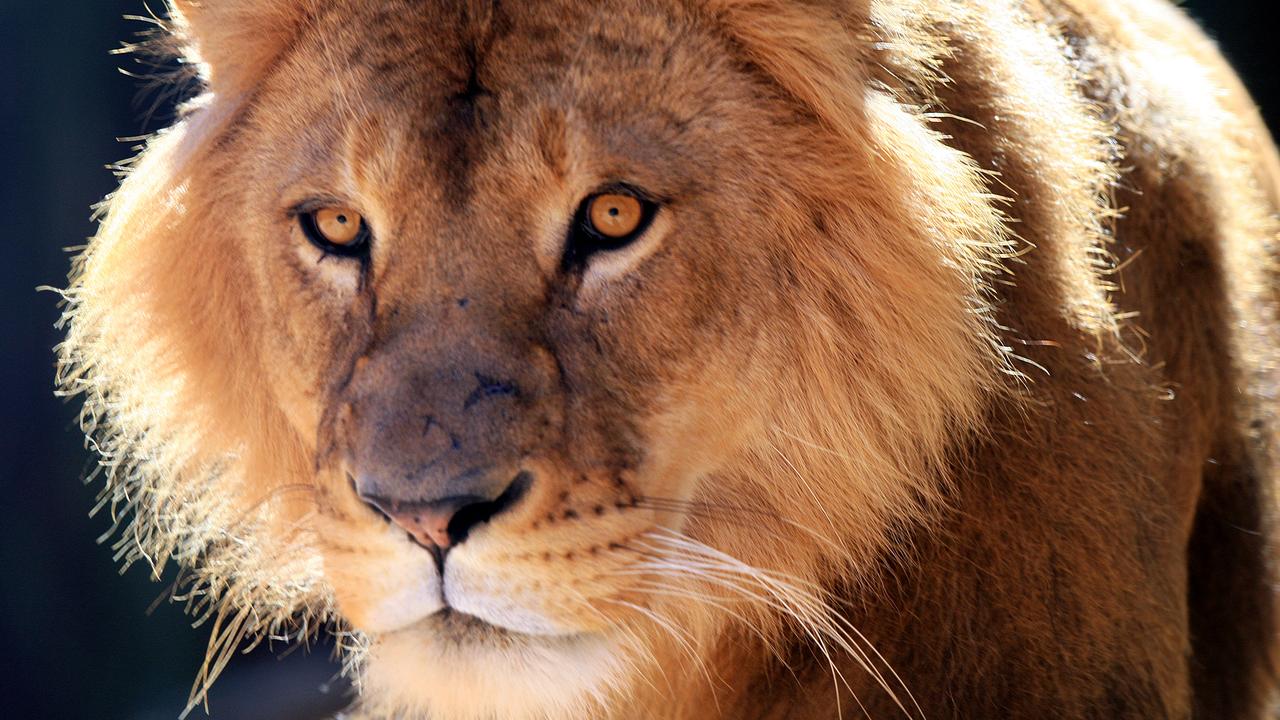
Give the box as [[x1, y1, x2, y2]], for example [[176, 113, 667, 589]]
[[0, 2, 1274, 719]]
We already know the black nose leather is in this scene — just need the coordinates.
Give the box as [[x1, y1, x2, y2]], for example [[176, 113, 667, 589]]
[[361, 471, 531, 550]]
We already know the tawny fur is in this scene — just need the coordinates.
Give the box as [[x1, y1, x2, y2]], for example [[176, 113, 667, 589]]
[[56, 1, 1280, 718]]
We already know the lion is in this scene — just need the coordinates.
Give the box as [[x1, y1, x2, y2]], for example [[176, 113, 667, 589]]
[[56, 0, 1280, 718]]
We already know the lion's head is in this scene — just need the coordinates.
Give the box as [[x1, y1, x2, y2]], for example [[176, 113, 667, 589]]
[[59, 1, 1012, 717]]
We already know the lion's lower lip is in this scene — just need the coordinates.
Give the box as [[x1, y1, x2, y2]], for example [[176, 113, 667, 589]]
[[410, 607, 589, 646], [419, 606, 534, 643], [428, 607, 507, 635]]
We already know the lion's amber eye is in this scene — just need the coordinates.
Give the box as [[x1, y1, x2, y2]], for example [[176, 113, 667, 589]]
[[587, 194, 643, 238], [315, 208, 363, 245], [564, 187, 657, 268], [299, 205, 371, 257]]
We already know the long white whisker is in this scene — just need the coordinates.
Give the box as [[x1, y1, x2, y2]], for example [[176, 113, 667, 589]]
[[619, 557, 860, 720], [557, 585, 663, 701], [599, 596, 722, 711], [626, 581, 791, 657], [638, 548, 899, 718], [630, 530, 924, 720]]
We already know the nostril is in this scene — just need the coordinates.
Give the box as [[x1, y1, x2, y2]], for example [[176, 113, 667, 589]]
[[446, 470, 532, 545], [359, 471, 533, 552]]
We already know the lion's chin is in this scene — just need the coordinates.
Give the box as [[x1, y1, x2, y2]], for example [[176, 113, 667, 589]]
[[362, 616, 629, 720]]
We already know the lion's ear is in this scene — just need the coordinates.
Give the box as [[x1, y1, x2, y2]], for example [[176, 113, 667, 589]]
[[705, 0, 871, 142], [168, 0, 308, 94]]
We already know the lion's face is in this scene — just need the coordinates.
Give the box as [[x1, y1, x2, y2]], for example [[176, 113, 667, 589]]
[[66, 1, 1006, 718], [230, 3, 806, 713]]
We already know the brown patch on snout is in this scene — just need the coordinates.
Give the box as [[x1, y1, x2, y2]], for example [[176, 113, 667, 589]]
[[336, 328, 564, 519]]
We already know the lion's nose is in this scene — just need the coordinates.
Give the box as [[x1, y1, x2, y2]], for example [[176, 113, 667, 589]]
[[360, 471, 531, 551]]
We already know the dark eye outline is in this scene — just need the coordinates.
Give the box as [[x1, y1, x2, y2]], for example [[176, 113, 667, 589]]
[[294, 204, 373, 259], [562, 184, 660, 270]]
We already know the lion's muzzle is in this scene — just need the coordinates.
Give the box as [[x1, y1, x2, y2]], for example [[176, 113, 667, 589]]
[[335, 320, 563, 555]]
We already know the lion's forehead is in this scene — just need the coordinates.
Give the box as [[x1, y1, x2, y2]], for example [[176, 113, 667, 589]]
[[293, 0, 711, 105], [243, 3, 742, 220]]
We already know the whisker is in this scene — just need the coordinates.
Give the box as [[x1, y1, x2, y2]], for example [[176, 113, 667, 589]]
[[638, 535, 896, 705], [635, 497, 848, 557], [637, 495, 780, 518], [618, 557, 859, 720], [597, 596, 720, 707], [618, 579, 800, 678], [625, 529, 925, 720]]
